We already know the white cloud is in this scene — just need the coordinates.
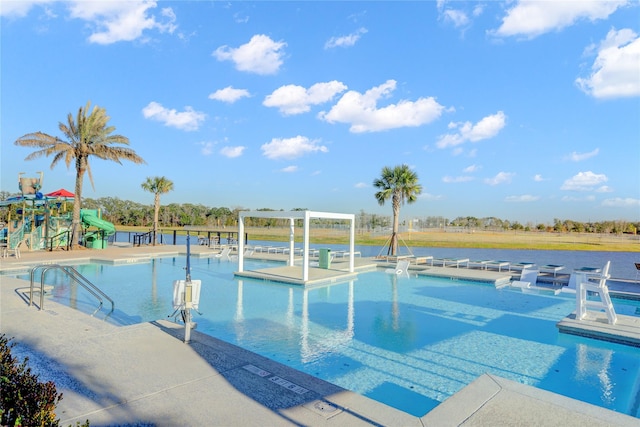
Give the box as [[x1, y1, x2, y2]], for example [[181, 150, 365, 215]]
[[442, 175, 474, 183], [220, 146, 245, 158], [576, 28, 640, 99], [560, 171, 608, 191], [325, 27, 368, 49], [562, 195, 597, 202], [261, 135, 328, 160], [233, 12, 249, 24], [213, 34, 286, 75], [142, 101, 206, 131], [263, 81, 347, 115], [595, 185, 614, 193], [199, 141, 214, 156], [437, 111, 506, 148], [601, 197, 640, 207], [505, 195, 540, 202], [484, 172, 514, 186], [492, 0, 628, 39], [442, 9, 469, 28], [463, 164, 481, 173], [438, 0, 484, 29], [68, 0, 176, 44], [209, 86, 250, 103], [319, 80, 445, 133], [533, 174, 546, 182], [355, 182, 368, 188], [0, 0, 56, 17], [566, 148, 600, 162], [280, 165, 298, 173], [419, 192, 445, 201]]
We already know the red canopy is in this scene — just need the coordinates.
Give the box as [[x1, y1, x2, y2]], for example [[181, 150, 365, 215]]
[[46, 189, 75, 198]]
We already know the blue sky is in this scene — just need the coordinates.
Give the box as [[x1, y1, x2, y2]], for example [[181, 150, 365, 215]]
[[1, 1, 639, 224]]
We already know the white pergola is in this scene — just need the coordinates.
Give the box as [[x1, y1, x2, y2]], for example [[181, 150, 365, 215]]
[[237, 210, 356, 282]]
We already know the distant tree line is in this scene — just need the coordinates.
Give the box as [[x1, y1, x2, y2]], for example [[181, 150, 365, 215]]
[[445, 216, 638, 235], [0, 191, 636, 235]]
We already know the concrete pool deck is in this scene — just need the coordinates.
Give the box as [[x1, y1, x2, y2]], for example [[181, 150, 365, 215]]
[[1, 245, 639, 426]]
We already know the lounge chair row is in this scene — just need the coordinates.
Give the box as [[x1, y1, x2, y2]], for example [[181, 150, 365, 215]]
[[408, 256, 570, 275], [248, 246, 361, 258]]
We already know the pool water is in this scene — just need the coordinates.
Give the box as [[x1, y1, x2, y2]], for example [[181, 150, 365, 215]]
[[15, 256, 640, 418]]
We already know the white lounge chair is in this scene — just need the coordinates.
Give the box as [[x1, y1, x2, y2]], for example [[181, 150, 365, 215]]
[[511, 267, 539, 289], [540, 264, 564, 277], [3, 239, 25, 259], [437, 258, 469, 268], [577, 261, 617, 325], [485, 260, 510, 272], [385, 259, 411, 277], [214, 247, 233, 261]]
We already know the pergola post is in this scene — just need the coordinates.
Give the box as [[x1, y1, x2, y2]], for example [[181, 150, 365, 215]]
[[238, 215, 245, 272], [349, 216, 355, 273], [288, 218, 295, 267], [302, 211, 310, 282]]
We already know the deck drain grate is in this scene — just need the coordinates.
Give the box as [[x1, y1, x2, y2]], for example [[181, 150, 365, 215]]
[[303, 400, 343, 418], [314, 401, 338, 413]]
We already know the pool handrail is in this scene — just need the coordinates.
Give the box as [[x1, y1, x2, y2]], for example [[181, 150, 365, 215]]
[[29, 264, 115, 316]]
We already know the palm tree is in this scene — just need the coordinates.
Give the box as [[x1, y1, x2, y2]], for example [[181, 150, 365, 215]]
[[373, 164, 422, 256], [141, 176, 174, 245], [14, 101, 145, 249]]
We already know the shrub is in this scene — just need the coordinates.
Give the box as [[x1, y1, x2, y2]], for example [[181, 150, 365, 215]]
[[0, 334, 62, 426]]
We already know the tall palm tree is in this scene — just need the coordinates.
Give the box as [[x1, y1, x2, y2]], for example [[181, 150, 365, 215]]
[[373, 164, 422, 256], [14, 101, 146, 249], [141, 176, 174, 245]]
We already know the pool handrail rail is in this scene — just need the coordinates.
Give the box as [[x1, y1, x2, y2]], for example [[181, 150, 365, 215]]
[[29, 264, 114, 317]]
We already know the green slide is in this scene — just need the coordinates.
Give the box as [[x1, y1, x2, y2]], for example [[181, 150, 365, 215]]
[[81, 213, 116, 235], [81, 211, 116, 248]]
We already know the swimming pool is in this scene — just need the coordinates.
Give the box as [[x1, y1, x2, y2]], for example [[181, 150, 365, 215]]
[[13, 256, 640, 418]]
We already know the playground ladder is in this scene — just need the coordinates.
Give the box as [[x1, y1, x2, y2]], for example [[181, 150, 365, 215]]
[[29, 264, 114, 317]]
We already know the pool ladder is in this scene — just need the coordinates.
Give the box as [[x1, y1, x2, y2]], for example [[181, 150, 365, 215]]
[[29, 264, 115, 317]]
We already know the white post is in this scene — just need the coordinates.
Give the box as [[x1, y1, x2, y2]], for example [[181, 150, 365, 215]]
[[349, 216, 355, 273], [303, 211, 310, 281], [238, 214, 245, 272], [289, 218, 295, 267]]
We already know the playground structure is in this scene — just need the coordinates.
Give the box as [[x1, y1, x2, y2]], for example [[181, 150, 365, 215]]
[[0, 173, 116, 252]]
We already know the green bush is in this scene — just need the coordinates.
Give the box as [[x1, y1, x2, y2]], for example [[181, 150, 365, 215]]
[[0, 334, 62, 426]]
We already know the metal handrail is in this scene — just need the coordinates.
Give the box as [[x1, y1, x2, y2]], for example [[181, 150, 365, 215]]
[[133, 230, 154, 246], [29, 264, 114, 317], [48, 230, 71, 251]]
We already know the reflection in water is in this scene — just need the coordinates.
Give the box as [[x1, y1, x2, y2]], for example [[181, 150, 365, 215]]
[[234, 280, 246, 341], [390, 273, 400, 331], [575, 344, 615, 405], [139, 259, 164, 315], [232, 279, 356, 364], [151, 259, 158, 304], [300, 281, 355, 363], [286, 288, 294, 329]]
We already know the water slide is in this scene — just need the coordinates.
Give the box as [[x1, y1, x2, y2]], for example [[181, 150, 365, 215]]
[[81, 211, 116, 235]]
